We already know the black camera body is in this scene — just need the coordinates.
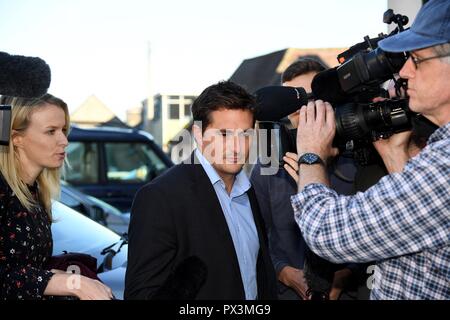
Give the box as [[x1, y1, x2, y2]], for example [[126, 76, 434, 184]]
[[337, 44, 406, 99], [335, 9, 409, 99]]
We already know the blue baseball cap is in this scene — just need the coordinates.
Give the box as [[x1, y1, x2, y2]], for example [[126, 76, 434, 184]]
[[379, 0, 450, 53]]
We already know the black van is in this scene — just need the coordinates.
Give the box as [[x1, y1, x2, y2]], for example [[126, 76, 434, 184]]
[[66, 126, 173, 212]]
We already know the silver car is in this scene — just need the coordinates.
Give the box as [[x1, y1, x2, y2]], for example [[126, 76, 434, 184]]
[[51, 201, 127, 299]]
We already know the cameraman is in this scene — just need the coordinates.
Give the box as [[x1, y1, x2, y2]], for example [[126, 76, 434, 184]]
[[287, 0, 449, 299]]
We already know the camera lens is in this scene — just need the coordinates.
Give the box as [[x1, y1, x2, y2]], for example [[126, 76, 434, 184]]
[[334, 99, 411, 151]]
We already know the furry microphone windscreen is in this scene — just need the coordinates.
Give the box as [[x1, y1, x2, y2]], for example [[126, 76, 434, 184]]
[[0, 51, 51, 98], [255, 86, 309, 121]]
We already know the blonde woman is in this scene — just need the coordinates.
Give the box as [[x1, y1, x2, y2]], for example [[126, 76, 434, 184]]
[[0, 94, 113, 300]]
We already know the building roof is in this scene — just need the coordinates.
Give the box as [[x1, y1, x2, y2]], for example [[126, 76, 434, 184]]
[[70, 95, 129, 128], [169, 47, 347, 146], [229, 47, 346, 93]]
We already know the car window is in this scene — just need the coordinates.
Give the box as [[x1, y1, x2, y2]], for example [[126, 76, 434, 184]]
[[105, 142, 168, 183], [65, 142, 99, 183]]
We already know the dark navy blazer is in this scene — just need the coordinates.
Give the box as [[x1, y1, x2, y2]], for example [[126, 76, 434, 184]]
[[250, 156, 358, 294]]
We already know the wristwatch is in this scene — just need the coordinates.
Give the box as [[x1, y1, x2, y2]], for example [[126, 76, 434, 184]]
[[298, 153, 324, 165]]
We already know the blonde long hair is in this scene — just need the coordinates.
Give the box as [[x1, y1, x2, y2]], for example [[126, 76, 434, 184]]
[[0, 94, 70, 220]]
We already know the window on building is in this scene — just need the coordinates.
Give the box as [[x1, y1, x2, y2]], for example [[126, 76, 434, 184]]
[[169, 103, 180, 119], [184, 104, 191, 117]]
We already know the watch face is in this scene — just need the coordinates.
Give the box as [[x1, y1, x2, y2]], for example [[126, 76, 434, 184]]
[[299, 152, 322, 165], [304, 153, 318, 164]]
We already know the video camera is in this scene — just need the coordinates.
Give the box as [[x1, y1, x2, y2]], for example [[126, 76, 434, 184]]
[[334, 9, 409, 99], [256, 9, 435, 166], [319, 9, 412, 164]]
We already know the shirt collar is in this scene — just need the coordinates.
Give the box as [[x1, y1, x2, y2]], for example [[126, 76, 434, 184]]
[[195, 148, 222, 185], [428, 121, 450, 144]]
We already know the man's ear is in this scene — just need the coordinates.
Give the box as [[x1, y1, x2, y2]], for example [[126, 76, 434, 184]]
[[192, 124, 203, 150]]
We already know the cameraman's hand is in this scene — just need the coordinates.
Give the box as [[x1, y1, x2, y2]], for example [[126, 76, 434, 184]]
[[373, 131, 412, 173], [296, 100, 338, 162], [278, 266, 309, 300]]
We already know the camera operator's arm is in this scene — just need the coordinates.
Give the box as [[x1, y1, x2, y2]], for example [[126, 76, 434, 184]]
[[290, 123, 449, 264]]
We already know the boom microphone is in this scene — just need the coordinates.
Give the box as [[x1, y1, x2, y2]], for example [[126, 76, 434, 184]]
[[152, 256, 208, 300], [255, 86, 309, 121], [0, 51, 51, 145], [0, 51, 51, 98]]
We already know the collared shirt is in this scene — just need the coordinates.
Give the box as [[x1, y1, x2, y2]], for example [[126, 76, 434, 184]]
[[195, 149, 259, 300], [291, 123, 450, 300]]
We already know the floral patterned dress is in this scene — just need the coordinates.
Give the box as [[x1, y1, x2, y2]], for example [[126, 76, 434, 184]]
[[0, 174, 54, 299]]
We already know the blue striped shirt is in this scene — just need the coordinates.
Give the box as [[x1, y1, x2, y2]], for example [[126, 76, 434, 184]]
[[195, 149, 259, 300], [291, 123, 450, 300]]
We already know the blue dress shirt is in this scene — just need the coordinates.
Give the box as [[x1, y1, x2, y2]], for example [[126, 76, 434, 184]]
[[195, 149, 259, 300]]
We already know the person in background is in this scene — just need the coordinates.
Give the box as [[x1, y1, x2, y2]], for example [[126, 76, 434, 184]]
[[251, 58, 361, 300]]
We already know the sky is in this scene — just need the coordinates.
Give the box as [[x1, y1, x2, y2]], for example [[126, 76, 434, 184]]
[[0, 0, 390, 120]]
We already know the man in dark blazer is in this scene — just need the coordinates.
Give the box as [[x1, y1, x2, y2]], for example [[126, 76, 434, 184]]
[[124, 81, 277, 300]]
